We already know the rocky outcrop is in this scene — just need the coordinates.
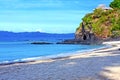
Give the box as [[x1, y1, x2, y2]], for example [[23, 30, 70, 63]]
[[57, 22, 102, 45], [56, 39, 101, 45], [75, 22, 102, 44], [31, 42, 53, 45]]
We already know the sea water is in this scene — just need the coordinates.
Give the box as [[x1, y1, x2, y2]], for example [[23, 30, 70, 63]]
[[0, 41, 105, 64]]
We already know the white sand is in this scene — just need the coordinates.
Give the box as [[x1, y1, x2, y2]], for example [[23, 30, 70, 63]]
[[0, 41, 120, 80]]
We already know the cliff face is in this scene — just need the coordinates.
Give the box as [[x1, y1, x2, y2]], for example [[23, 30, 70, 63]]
[[76, 4, 120, 41]]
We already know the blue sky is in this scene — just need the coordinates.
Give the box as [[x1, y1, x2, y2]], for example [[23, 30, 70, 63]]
[[0, 0, 112, 33]]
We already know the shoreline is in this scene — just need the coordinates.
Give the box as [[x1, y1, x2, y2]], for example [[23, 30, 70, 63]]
[[0, 43, 110, 65], [0, 41, 120, 80]]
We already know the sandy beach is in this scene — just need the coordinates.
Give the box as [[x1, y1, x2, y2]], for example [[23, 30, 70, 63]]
[[0, 41, 120, 80]]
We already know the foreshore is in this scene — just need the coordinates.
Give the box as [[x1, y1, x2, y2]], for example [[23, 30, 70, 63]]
[[0, 41, 120, 80]]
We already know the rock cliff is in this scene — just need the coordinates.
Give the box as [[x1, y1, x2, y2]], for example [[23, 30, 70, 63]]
[[58, 0, 120, 45], [76, 2, 120, 42], [75, 22, 102, 44]]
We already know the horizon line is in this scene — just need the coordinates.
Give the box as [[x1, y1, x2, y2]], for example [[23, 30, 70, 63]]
[[0, 30, 74, 34]]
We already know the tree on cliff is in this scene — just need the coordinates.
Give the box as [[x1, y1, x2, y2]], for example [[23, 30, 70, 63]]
[[110, 0, 120, 9]]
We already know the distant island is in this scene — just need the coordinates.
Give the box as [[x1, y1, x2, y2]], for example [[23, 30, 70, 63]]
[[0, 31, 74, 42]]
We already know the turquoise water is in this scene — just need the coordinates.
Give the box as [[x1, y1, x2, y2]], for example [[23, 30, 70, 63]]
[[0, 41, 104, 63]]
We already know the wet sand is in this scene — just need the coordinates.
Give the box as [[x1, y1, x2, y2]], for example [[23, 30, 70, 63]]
[[0, 41, 120, 80]]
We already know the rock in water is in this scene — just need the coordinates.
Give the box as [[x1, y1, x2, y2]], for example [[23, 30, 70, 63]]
[[31, 42, 53, 45]]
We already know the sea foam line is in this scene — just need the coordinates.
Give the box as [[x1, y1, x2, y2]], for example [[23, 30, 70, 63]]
[[0, 44, 111, 65]]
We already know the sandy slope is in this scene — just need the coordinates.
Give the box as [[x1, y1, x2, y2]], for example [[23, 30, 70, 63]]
[[0, 41, 120, 80]]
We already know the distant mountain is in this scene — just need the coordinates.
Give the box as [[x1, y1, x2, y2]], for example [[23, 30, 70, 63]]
[[0, 31, 74, 42]]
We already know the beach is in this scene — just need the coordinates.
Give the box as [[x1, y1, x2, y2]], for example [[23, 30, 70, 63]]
[[0, 41, 120, 80]]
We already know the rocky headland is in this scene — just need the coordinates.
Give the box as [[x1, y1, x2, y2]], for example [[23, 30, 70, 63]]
[[58, 2, 120, 45]]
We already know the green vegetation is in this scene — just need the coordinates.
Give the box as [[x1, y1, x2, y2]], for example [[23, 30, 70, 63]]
[[110, 0, 120, 9], [76, 0, 120, 38]]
